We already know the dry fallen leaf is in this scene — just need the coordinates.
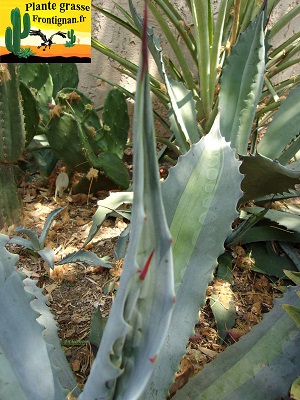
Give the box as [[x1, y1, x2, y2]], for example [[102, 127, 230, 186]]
[[50, 265, 77, 282], [76, 216, 86, 226], [71, 359, 81, 372], [44, 283, 58, 294], [71, 193, 88, 203]]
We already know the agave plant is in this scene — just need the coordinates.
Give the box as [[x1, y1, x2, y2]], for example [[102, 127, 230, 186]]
[[1, 1, 300, 399], [92, 0, 300, 149]]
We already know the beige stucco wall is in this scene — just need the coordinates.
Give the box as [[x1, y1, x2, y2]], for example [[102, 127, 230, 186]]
[[77, 0, 300, 128]]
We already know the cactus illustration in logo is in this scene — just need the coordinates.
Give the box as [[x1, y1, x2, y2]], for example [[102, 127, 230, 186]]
[[65, 29, 76, 47], [5, 8, 31, 55]]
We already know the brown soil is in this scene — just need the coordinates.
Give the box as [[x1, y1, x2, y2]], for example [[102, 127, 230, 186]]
[[2, 177, 279, 397]]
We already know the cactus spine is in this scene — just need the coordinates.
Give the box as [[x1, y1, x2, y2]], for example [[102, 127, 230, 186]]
[[0, 64, 25, 227], [5, 8, 30, 55]]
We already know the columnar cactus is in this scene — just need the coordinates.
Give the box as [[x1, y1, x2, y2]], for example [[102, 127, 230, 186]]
[[0, 64, 25, 227], [5, 8, 31, 55]]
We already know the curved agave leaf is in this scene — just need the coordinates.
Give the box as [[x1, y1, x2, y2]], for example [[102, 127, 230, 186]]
[[240, 153, 300, 204], [141, 117, 243, 399], [172, 285, 300, 400], [24, 277, 81, 397], [13, 226, 40, 250], [219, 9, 265, 154], [245, 206, 300, 233], [39, 207, 66, 247], [225, 206, 270, 247], [237, 225, 300, 245], [57, 249, 112, 268], [8, 235, 34, 249], [0, 234, 66, 400], [79, 5, 175, 399], [84, 191, 133, 246], [258, 85, 300, 162]]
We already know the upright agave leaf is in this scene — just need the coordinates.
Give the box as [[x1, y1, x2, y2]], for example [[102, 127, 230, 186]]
[[79, 3, 175, 399], [219, 7, 265, 154], [258, 85, 300, 163], [141, 117, 243, 399], [129, 0, 199, 151], [0, 234, 67, 400]]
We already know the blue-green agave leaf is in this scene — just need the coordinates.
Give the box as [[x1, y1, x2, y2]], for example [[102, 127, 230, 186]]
[[240, 153, 300, 204], [0, 234, 66, 400], [258, 85, 300, 162], [237, 225, 300, 244], [167, 79, 200, 146], [8, 235, 34, 249], [57, 249, 112, 268], [244, 242, 296, 278], [84, 191, 133, 247], [225, 206, 270, 247], [88, 306, 107, 351], [172, 286, 300, 400], [245, 206, 300, 233], [13, 226, 41, 250], [141, 116, 243, 399], [39, 207, 66, 247], [23, 277, 81, 396], [114, 225, 130, 260], [129, 0, 163, 78], [280, 243, 300, 272], [219, 9, 265, 154], [38, 247, 55, 270], [79, 5, 175, 399]]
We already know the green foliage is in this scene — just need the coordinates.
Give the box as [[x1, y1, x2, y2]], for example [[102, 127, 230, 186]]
[[102, 88, 130, 158], [16, 47, 35, 58], [18, 62, 79, 157], [17, 64, 130, 188], [5, 8, 30, 55], [48, 63, 79, 98], [46, 87, 130, 188], [8, 207, 66, 269]]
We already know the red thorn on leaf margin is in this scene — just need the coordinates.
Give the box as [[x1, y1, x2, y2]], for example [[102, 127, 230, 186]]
[[149, 355, 157, 363], [139, 249, 155, 280]]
